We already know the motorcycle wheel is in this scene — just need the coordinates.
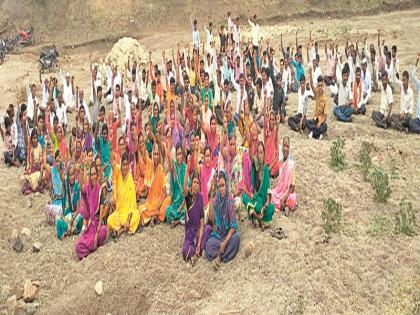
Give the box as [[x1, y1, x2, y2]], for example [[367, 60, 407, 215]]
[[0, 51, 4, 65]]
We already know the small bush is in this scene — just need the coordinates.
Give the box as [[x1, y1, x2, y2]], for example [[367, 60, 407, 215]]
[[330, 138, 347, 172], [359, 142, 373, 181], [368, 214, 394, 237], [395, 198, 417, 236], [389, 158, 400, 179], [371, 168, 392, 203], [322, 198, 342, 234]]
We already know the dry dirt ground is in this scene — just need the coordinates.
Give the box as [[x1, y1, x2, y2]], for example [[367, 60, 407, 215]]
[[1, 5, 420, 315]]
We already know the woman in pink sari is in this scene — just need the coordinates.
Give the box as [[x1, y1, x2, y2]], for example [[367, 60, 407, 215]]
[[200, 146, 215, 222], [202, 115, 219, 167], [264, 111, 279, 178], [75, 161, 107, 260], [269, 136, 297, 214]]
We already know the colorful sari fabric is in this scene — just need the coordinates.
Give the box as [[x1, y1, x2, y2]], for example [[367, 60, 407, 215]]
[[44, 164, 64, 225], [200, 163, 214, 207], [242, 160, 275, 223], [165, 161, 186, 224], [107, 166, 140, 234], [22, 143, 43, 194], [182, 192, 212, 260], [139, 164, 171, 225], [134, 152, 152, 198], [55, 177, 83, 240], [82, 132, 93, 153], [75, 181, 107, 260], [264, 122, 279, 177], [58, 138, 69, 166], [205, 172, 240, 262], [270, 155, 297, 211], [97, 137, 112, 180]]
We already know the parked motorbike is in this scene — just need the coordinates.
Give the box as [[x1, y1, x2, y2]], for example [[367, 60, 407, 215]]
[[18, 26, 35, 46], [39, 45, 59, 72], [4, 35, 19, 54]]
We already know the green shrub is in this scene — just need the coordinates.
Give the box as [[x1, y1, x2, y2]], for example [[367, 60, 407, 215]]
[[330, 138, 347, 172], [389, 158, 400, 179], [322, 198, 342, 234], [395, 198, 417, 236], [371, 168, 392, 203], [359, 142, 373, 181], [368, 214, 394, 237]]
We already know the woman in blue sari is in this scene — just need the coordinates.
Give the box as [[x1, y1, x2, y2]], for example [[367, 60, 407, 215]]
[[55, 162, 84, 240], [165, 144, 188, 226], [206, 171, 240, 269], [43, 150, 65, 225]]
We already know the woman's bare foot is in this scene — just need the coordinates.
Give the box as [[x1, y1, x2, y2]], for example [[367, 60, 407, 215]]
[[213, 256, 221, 271], [191, 254, 198, 267]]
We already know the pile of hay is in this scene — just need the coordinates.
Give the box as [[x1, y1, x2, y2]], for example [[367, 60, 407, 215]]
[[105, 37, 148, 71]]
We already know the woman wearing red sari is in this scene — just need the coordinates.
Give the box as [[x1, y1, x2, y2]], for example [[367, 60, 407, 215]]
[[264, 110, 279, 178]]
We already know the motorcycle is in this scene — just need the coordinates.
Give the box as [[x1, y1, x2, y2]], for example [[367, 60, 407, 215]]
[[39, 45, 59, 72], [18, 26, 35, 46], [4, 35, 19, 54]]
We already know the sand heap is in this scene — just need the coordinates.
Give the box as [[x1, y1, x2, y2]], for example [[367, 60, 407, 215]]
[[105, 37, 148, 71]]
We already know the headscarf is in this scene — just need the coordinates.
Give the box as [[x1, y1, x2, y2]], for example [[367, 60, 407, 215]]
[[213, 171, 238, 238], [64, 162, 80, 214], [81, 164, 101, 221]]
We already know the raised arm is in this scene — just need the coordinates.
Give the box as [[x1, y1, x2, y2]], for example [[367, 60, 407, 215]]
[[308, 66, 316, 95]]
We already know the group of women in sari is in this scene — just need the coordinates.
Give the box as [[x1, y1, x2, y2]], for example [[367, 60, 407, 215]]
[[8, 44, 298, 269], [34, 98, 297, 266]]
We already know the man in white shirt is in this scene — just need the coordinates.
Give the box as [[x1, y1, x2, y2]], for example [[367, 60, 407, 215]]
[[409, 55, 420, 134], [333, 67, 354, 122], [360, 58, 372, 106], [280, 59, 291, 101], [60, 71, 75, 111], [391, 45, 400, 76], [248, 15, 260, 51], [288, 75, 313, 132], [232, 17, 240, 54], [39, 74, 49, 110], [390, 70, 414, 131], [372, 72, 394, 128], [123, 88, 138, 132], [75, 88, 91, 125], [231, 73, 247, 122], [253, 78, 265, 128], [26, 83, 38, 125], [190, 15, 200, 52], [204, 23, 213, 55]]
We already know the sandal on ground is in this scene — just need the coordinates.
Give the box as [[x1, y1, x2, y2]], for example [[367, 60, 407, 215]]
[[270, 227, 287, 240]]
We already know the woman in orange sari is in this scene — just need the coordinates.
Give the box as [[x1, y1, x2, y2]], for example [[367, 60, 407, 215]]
[[139, 142, 171, 225], [134, 133, 152, 199]]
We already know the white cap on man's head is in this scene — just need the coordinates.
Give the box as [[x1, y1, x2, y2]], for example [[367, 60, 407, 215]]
[[362, 58, 368, 64], [65, 72, 70, 77]]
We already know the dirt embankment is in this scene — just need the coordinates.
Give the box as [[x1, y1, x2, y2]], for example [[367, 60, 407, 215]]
[[1, 0, 419, 46]]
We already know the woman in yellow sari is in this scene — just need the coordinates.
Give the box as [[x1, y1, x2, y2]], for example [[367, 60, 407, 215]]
[[139, 142, 171, 226], [107, 151, 140, 235]]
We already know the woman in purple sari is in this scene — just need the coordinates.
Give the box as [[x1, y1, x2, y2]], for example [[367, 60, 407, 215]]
[[182, 170, 212, 266], [75, 161, 107, 260], [206, 171, 240, 269]]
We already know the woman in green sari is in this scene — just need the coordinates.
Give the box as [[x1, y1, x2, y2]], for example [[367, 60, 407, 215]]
[[55, 162, 84, 240], [242, 141, 275, 230], [165, 144, 188, 227]]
